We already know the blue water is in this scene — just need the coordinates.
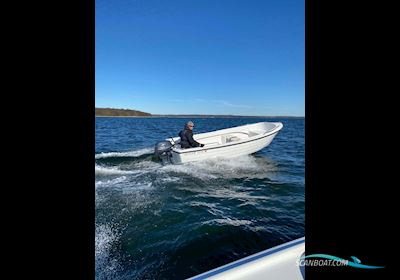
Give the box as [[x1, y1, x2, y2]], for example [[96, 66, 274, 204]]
[[95, 117, 304, 280]]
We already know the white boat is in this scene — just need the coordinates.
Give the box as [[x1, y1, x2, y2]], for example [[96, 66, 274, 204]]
[[187, 237, 305, 280], [154, 122, 283, 164]]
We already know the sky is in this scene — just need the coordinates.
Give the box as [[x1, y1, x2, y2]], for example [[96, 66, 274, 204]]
[[96, 0, 304, 116]]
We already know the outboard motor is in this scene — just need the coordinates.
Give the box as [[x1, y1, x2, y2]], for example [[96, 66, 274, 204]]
[[154, 140, 173, 164]]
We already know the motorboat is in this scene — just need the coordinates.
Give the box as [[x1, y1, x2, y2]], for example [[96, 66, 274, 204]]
[[154, 122, 283, 164], [187, 237, 305, 280]]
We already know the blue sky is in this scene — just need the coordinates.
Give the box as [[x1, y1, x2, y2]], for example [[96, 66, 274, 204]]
[[96, 0, 304, 116]]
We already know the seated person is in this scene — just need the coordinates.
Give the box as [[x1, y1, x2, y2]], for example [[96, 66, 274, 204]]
[[179, 121, 205, 149]]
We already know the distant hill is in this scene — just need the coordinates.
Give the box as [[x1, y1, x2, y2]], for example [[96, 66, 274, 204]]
[[95, 108, 151, 116]]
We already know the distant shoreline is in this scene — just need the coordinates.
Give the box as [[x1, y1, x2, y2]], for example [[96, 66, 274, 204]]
[[95, 115, 304, 119], [95, 107, 304, 118]]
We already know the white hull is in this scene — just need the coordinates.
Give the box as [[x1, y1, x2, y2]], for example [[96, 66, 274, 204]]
[[168, 122, 283, 164], [187, 237, 305, 280]]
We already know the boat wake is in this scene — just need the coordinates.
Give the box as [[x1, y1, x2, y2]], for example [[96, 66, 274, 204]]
[[94, 147, 295, 280], [95, 148, 279, 219], [95, 164, 139, 176], [161, 155, 278, 180], [96, 147, 278, 181], [95, 147, 153, 159]]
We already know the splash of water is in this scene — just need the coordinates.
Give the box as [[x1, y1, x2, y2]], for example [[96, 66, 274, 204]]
[[95, 224, 121, 280]]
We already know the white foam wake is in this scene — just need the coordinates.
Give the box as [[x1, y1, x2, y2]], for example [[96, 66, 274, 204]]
[[95, 164, 138, 176], [161, 155, 277, 180], [96, 176, 128, 188], [95, 147, 153, 159], [205, 218, 253, 227]]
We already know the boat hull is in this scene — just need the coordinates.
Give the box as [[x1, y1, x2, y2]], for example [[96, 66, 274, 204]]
[[167, 122, 283, 164], [171, 130, 279, 164]]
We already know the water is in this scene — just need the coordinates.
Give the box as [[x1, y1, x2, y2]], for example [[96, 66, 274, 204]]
[[95, 117, 304, 280]]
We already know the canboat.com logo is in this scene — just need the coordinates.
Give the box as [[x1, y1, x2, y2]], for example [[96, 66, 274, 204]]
[[297, 254, 384, 269]]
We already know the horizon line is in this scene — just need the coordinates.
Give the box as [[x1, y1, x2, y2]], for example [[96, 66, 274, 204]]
[[96, 114, 305, 118], [95, 107, 304, 118]]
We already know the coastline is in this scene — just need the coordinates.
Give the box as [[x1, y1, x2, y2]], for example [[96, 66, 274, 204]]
[[95, 115, 304, 119]]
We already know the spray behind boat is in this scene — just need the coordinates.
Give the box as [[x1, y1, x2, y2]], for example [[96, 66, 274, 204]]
[[154, 137, 176, 164]]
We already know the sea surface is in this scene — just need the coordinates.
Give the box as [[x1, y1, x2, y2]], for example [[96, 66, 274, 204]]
[[95, 117, 304, 280]]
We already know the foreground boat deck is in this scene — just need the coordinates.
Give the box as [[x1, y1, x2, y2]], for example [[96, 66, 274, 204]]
[[187, 237, 305, 280]]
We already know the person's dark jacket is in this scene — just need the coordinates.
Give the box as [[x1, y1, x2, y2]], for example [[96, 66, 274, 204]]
[[179, 129, 202, 148]]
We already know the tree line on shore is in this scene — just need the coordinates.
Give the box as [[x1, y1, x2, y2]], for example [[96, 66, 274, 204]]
[[95, 108, 151, 116]]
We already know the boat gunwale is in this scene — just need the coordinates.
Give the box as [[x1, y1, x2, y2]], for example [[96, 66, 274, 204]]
[[187, 237, 305, 280], [171, 123, 282, 154]]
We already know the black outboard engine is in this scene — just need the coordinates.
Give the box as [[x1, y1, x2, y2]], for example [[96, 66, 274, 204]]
[[154, 140, 173, 164]]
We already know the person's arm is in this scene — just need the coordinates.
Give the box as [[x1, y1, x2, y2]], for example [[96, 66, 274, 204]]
[[186, 131, 203, 147]]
